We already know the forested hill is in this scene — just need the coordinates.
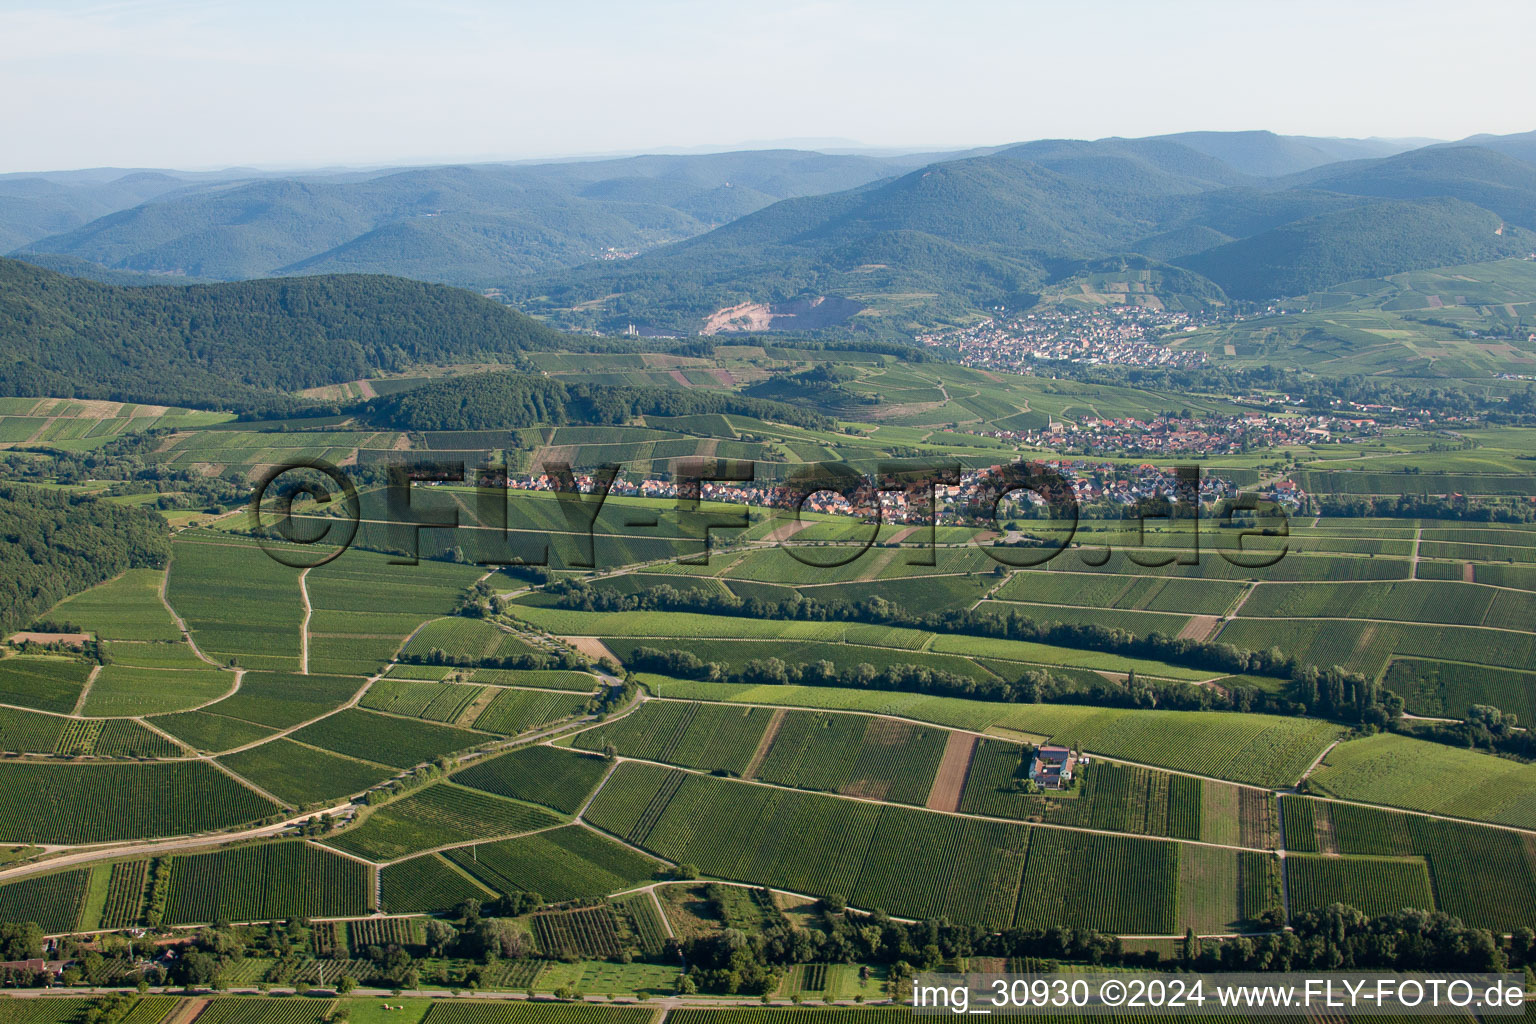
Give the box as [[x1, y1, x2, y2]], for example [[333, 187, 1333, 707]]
[[512, 140, 1536, 333], [0, 483, 170, 634], [368, 370, 833, 431], [0, 259, 570, 413]]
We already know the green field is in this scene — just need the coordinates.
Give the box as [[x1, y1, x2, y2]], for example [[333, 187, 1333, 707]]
[[218, 738, 397, 806], [289, 708, 486, 768], [444, 824, 665, 904], [1285, 855, 1436, 918], [0, 761, 278, 843], [453, 745, 611, 814], [325, 783, 561, 862], [161, 841, 373, 924], [1306, 732, 1536, 829]]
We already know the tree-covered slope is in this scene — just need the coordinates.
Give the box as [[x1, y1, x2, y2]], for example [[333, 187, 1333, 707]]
[[0, 483, 170, 634], [1176, 197, 1533, 301], [512, 146, 1247, 331], [1293, 146, 1536, 230], [12, 152, 915, 285], [0, 258, 569, 411], [368, 370, 832, 431]]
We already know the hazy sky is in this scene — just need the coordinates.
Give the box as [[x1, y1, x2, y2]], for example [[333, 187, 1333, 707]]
[[3, 0, 1533, 173]]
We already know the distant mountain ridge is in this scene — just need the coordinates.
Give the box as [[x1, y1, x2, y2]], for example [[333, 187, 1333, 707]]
[[10, 151, 928, 285], [9, 129, 1535, 333], [511, 138, 1536, 332]]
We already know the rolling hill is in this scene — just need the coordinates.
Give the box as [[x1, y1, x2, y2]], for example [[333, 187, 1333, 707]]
[[1177, 197, 1533, 301], [0, 257, 571, 413], [513, 137, 1536, 332], [14, 132, 1536, 335], [10, 151, 924, 285]]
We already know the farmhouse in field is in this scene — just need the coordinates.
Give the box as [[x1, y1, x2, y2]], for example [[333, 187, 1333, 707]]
[[1029, 745, 1078, 789]]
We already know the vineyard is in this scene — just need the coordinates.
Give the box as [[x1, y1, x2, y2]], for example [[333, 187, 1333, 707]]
[[1284, 855, 1436, 918], [191, 998, 338, 1024], [471, 687, 591, 735], [1280, 796, 1319, 853], [1310, 797, 1536, 932], [79, 664, 232, 717], [750, 710, 948, 804], [99, 858, 149, 929], [348, 917, 422, 948], [362, 679, 488, 722], [403, 618, 533, 662], [0, 713, 183, 758], [160, 841, 373, 924], [1307, 733, 1536, 829], [218, 737, 396, 806], [532, 905, 624, 958], [0, 761, 278, 843], [611, 893, 669, 956], [1382, 657, 1536, 725], [573, 700, 773, 776], [445, 824, 664, 903], [0, 868, 89, 933], [958, 742, 1202, 839], [1174, 843, 1244, 934], [166, 536, 304, 673], [209, 671, 361, 729], [419, 1003, 656, 1024], [380, 853, 494, 915], [290, 708, 485, 768], [453, 744, 611, 814], [151, 710, 277, 753], [0, 656, 90, 714], [584, 761, 1195, 932], [1014, 828, 1179, 935], [630, 680, 1340, 788], [325, 783, 561, 861], [50, 568, 183, 642]]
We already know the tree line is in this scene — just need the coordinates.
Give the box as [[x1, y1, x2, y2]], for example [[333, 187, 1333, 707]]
[[547, 580, 1397, 726], [0, 483, 170, 635], [676, 902, 1517, 996], [367, 370, 833, 431]]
